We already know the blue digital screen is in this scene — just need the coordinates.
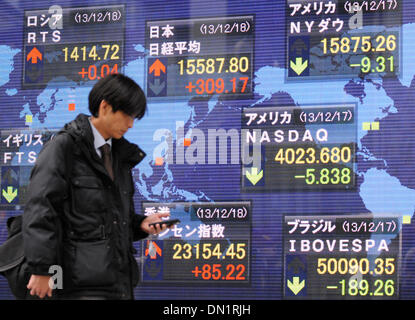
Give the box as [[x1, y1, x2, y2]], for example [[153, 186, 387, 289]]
[[0, 0, 414, 301]]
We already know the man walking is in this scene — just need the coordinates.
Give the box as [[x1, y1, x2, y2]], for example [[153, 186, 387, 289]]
[[23, 73, 168, 299]]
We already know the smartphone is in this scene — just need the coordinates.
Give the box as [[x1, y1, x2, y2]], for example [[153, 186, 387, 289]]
[[148, 218, 181, 228]]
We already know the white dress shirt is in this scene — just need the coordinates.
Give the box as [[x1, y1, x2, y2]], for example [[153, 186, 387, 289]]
[[88, 117, 112, 158]]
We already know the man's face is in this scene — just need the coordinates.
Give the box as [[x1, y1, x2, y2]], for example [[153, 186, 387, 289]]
[[97, 101, 135, 139]]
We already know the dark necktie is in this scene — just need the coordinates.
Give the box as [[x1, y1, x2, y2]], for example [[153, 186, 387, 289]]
[[100, 143, 114, 180]]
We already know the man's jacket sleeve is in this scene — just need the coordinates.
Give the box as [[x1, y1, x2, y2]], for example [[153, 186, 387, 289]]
[[22, 134, 70, 276], [130, 201, 149, 242]]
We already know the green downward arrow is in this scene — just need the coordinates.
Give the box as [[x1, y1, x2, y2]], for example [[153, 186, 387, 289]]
[[287, 277, 305, 295], [2, 186, 18, 203], [290, 57, 308, 76], [245, 167, 263, 186]]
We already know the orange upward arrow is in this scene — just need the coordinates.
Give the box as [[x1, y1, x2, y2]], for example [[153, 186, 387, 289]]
[[149, 59, 166, 77], [27, 47, 42, 64], [145, 240, 162, 259]]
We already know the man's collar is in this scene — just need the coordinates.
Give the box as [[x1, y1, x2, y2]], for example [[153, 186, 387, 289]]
[[88, 117, 112, 150]]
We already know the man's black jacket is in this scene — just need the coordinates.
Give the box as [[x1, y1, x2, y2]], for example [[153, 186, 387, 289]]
[[22, 113, 148, 299]]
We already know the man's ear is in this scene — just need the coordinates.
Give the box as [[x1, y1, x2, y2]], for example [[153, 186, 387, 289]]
[[98, 100, 111, 117]]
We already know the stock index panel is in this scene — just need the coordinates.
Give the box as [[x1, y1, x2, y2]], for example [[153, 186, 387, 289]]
[[0, 0, 415, 301]]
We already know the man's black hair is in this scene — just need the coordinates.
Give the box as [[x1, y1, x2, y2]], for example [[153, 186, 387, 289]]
[[88, 73, 147, 119]]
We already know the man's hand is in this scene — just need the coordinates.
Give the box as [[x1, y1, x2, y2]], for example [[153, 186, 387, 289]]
[[27, 274, 53, 299], [141, 212, 171, 235]]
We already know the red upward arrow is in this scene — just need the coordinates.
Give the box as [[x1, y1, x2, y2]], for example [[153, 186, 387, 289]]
[[27, 47, 42, 64], [149, 59, 166, 77]]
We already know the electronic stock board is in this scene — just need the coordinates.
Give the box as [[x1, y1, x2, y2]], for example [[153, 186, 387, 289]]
[[0, 0, 415, 303]]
